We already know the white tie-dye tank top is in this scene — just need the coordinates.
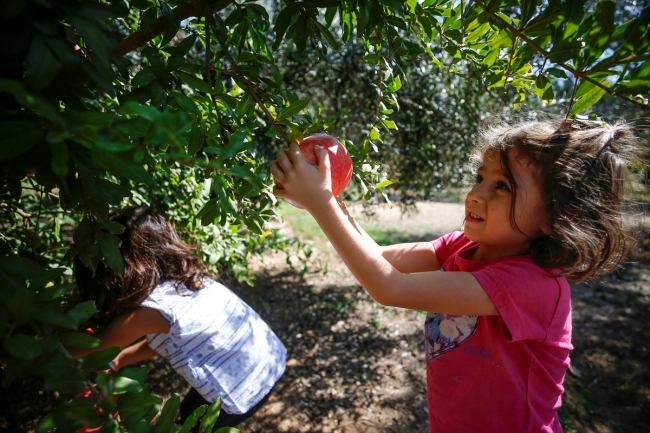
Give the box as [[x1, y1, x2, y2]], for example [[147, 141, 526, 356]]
[[141, 279, 286, 414]]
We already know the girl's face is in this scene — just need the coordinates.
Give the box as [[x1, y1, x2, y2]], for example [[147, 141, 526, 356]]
[[464, 148, 550, 261]]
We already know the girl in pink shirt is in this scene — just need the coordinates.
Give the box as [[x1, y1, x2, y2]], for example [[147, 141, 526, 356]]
[[270, 118, 640, 432]]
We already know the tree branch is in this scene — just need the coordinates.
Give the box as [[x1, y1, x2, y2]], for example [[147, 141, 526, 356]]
[[471, 0, 649, 111], [117, 0, 210, 56]]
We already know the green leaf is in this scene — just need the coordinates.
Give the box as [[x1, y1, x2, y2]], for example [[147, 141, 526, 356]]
[[172, 91, 199, 115], [386, 76, 402, 93], [0, 121, 43, 159], [199, 398, 222, 433], [3, 335, 42, 360], [312, 20, 339, 49], [66, 15, 115, 63], [118, 391, 163, 427], [59, 332, 101, 349], [132, 68, 157, 87], [152, 394, 181, 433], [161, 3, 181, 45], [546, 67, 569, 79], [97, 231, 124, 275], [213, 0, 233, 13], [180, 405, 207, 433], [176, 71, 214, 94], [140, 7, 158, 32], [534, 74, 554, 102], [218, 131, 255, 162], [375, 179, 398, 189], [571, 79, 610, 114], [67, 300, 98, 326], [273, 5, 297, 50], [548, 40, 582, 64], [172, 33, 198, 56], [0, 78, 63, 124], [49, 142, 69, 176], [80, 347, 121, 371], [276, 98, 310, 120], [143, 47, 168, 85], [582, 0, 615, 65], [26, 34, 62, 90], [378, 0, 403, 15], [117, 365, 150, 384], [234, 93, 254, 118], [112, 376, 143, 394], [65, 396, 105, 429], [197, 199, 220, 226], [465, 22, 491, 43], [34, 304, 78, 329], [381, 119, 397, 130], [92, 148, 156, 187], [36, 283, 76, 301], [119, 101, 160, 120], [188, 122, 205, 155]]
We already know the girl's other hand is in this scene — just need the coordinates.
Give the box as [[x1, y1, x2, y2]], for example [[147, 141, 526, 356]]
[[271, 142, 335, 211], [109, 358, 121, 372]]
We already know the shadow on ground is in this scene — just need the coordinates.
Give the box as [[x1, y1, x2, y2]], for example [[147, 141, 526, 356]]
[[560, 258, 650, 433]]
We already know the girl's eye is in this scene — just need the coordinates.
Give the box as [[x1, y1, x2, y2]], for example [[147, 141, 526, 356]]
[[496, 181, 510, 191], [474, 174, 483, 184]]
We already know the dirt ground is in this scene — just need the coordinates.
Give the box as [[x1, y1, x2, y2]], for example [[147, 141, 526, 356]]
[[149, 202, 650, 433], [2, 202, 648, 432]]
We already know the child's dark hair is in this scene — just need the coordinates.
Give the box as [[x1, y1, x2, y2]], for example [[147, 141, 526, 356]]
[[472, 117, 641, 282], [74, 207, 212, 313]]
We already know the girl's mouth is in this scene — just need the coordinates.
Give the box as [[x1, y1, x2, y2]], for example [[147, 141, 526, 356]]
[[467, 212, 484, 222]]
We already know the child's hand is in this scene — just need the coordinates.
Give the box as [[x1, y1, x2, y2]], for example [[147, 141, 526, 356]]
[[271, 142, 335, 211], [109, 357, 121, 372]]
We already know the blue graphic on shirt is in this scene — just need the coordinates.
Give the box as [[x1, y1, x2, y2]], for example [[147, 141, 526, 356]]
[[462, 345, 490, 358], [424, 312, 479, 363]]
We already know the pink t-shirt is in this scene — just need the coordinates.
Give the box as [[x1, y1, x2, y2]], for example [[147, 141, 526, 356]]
[[426, 231, 572, 433]]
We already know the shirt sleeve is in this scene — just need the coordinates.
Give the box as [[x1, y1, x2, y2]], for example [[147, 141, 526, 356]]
[[471, 261, 566, 343], [140, 286, 177, 327], [431, 231, 465, 265]]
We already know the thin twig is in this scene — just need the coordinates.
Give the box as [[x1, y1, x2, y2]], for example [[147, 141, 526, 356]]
[[566, 77, 580, 119]]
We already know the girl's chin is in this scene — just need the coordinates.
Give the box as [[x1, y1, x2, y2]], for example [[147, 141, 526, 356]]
[[462, 229, 480, 242]]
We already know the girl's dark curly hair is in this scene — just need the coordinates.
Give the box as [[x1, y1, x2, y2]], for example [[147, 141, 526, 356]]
[[471, 118, 641, 282], [74, 207, 212, 314]]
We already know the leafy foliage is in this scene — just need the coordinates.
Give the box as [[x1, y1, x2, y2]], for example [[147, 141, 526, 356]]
[[1, 0, 648, 431]]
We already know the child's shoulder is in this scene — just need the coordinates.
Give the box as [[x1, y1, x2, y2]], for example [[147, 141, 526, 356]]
[[432, 231, 476, 261]]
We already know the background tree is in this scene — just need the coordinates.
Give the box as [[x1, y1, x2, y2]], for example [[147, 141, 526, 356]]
[[0, 0, 648, 431]]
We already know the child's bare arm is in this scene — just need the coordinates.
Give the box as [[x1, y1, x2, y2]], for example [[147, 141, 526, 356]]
[[67, 307, 170, 360], [271, 144, 495, 316], [112, 339, 159, 371], [337, 200, 441, 273]]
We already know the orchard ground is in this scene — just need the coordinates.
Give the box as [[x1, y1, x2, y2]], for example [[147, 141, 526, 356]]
[[2, 202, 648, 433]]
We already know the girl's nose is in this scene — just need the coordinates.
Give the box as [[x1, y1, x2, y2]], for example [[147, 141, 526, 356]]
[[467, 184, 486, 204]]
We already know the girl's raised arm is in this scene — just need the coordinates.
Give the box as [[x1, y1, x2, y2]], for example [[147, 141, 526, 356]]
[[271, 143, 496, 316], [337, 200, 442, 274]]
